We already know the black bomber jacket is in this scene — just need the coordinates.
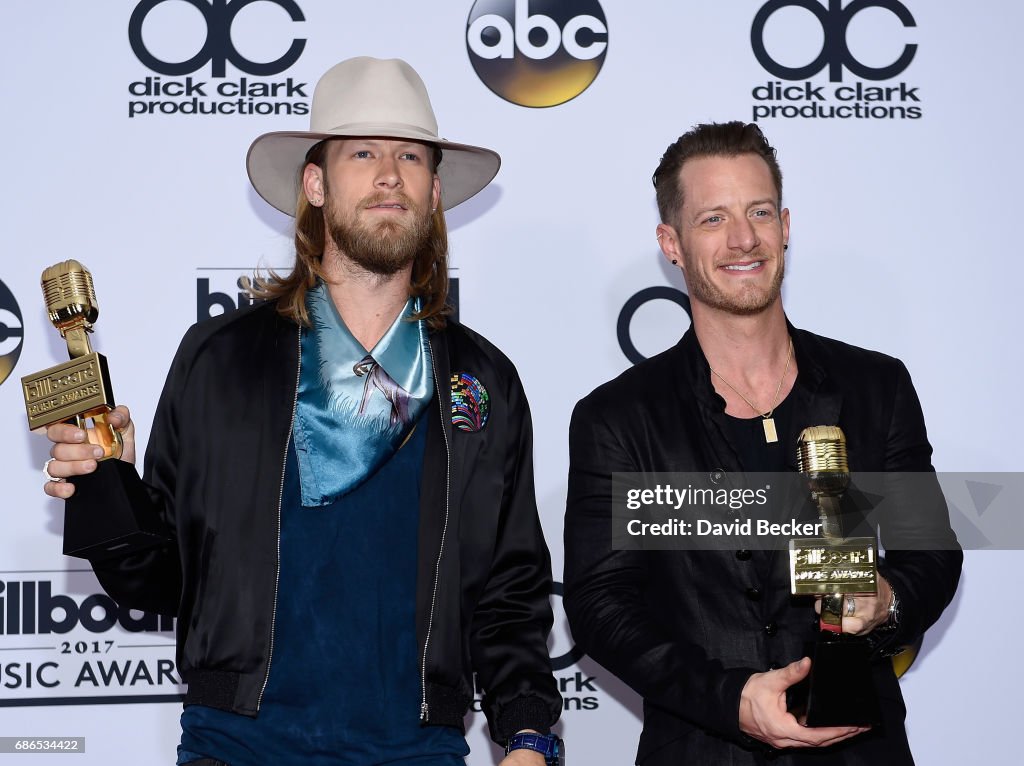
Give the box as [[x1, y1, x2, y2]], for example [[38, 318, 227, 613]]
[[87, 300, 561, 744]]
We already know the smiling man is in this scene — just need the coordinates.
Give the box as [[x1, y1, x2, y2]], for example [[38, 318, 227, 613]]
[[564, 122, 961, 765], [41, 57, 561, 766]]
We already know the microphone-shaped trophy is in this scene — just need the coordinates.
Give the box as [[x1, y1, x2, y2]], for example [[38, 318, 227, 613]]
[[22, 261, 168, 560], [23, 261, 122, 455], [789, 426, 881, 726]]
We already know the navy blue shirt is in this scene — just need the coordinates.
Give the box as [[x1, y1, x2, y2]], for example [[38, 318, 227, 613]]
[[179, 421, 468, 765]]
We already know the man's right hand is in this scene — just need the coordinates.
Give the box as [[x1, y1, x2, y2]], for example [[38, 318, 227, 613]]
[[43, 405, 136, 499], [738, 657, 869, 750]]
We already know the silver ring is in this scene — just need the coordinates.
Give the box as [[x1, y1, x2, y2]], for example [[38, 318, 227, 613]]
[[43, 457, 65, 483], [845, 595, 856, 617]]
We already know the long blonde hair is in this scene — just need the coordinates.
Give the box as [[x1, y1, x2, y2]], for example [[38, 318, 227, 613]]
[[250, 141, 452, 330]]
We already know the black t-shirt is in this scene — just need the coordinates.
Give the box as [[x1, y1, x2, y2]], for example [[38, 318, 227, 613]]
[[721, 390, 794, 473]]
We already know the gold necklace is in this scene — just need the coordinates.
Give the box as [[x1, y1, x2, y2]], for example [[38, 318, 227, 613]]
[[708, 338, 794, 443]]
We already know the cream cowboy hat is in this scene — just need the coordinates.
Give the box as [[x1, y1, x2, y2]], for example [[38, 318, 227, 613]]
[[247, 56, 501, 215]]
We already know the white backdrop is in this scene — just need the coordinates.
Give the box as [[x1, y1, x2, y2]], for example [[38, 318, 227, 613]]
[[2, 1, 1021, 763]]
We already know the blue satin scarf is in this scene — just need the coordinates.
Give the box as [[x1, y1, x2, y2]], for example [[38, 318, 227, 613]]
[[292, 282, 434, 506]]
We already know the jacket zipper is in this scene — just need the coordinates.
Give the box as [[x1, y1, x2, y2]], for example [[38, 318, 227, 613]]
[[256, 326, 301, 711], [421, 361, 451, 722]]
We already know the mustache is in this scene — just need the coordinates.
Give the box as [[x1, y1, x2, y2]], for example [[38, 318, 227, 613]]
[[714, 249, 777, 267], [358, 191, 421, 211]]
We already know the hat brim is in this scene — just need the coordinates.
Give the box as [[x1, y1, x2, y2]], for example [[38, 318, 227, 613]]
[[246, 128, 501, 216]]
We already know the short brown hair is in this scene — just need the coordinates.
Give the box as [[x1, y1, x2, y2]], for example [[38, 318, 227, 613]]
[[653, 122, 783, 227], [251, 140, 451, 330]]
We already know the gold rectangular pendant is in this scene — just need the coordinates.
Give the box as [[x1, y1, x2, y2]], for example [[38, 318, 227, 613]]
[[763, 417, 778, 443]]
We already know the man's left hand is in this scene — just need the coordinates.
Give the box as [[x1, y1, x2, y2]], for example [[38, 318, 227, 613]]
[[499, 749, 546, 766], [815, 575, 893, 635]]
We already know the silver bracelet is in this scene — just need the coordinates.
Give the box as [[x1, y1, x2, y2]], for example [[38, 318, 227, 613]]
[[886, 585, 901, 628]]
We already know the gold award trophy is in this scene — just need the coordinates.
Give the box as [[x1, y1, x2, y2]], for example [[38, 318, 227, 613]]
[[22, 261, 167, 560], [23, 261, 122, 456], [788, 425, 882, 727]]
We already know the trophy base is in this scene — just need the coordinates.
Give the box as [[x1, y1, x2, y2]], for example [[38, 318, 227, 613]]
[[791, 634, 883, 728], [64, 460, 171, 561]]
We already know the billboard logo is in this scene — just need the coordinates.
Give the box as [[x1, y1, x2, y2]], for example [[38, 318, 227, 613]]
[[0, 573, 181, 705], [129, 0, 306, 77], [0, 278, 24, 387], [466, 0, 608, 108], [197, 271, 461, 324], [197, 274, 264, 323]]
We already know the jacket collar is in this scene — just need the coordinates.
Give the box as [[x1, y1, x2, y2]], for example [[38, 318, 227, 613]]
[[671, 318, 843, 470], [784, 325, 841, 468]]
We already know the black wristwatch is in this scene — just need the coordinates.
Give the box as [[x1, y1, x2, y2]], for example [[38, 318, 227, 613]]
[[505, 732, 564, 765]]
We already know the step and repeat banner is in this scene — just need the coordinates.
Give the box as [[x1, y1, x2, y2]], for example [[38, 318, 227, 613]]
[[2, 1, 1020, 763]]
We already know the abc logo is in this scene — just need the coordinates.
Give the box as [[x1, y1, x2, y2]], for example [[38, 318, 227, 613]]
[[0, 278, 24, 387], [466, 0, 608, 108], [752, 0, 917, 82], [129, 0, 306, 78]]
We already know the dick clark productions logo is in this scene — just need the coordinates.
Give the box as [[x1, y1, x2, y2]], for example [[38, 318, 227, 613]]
[[466, 0, 608, 108], [749, 0, 922, 121], [752, 0, 916, 81], [127, 0, 310, 118]]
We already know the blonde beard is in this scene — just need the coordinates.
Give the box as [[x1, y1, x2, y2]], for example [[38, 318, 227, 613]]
[[326, 194, 432, 276], [684, 252, 785, 315]]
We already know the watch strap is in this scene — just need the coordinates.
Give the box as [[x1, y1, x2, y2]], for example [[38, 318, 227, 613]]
[[505, 732, 563, 765]]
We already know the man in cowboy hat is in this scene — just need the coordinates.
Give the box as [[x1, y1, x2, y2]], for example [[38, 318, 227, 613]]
[[42, 57, 562, 765]]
